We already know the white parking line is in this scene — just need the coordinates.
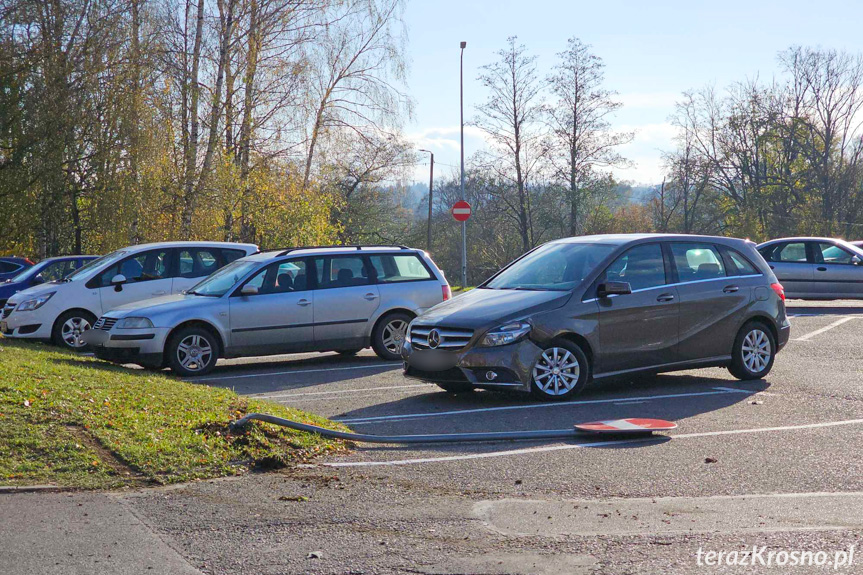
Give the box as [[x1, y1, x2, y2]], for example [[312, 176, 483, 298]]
[[337, 387, 754, 425], [792, 317, 856, 341], [188, 363, 396, 382], [325, 417, 863, 467], [252, 383, 434, 400]]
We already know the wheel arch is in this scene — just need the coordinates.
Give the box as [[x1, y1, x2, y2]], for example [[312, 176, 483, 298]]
[[739, 314, 778, 344], [52, 307, 98, 332]]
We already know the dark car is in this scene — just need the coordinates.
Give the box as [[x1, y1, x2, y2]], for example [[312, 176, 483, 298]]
[[0, 256, 97, 308], [0, 257, 34, 281], [402, 234, 790, 400]]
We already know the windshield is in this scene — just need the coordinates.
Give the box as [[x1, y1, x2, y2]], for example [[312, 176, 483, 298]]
[[484, 242, 616, 291], [64, 251, 127, 281], [187, 260, 259, 297]]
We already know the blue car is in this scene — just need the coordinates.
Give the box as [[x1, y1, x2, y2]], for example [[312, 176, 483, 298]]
[[0, 257, 34, 280], [0, 255, 98, 307]]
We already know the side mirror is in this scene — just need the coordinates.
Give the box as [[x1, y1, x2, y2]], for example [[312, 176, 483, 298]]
[[852, 255, 862, 266], [597, 281, 632, 298], [32, 274, 45, 285], [240, 284, 259, 296], [111, 274, 126, 292]]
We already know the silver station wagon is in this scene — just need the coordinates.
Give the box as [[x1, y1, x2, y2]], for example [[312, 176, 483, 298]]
[[757, 237, 863, 299], [83, 246, 450, 375]]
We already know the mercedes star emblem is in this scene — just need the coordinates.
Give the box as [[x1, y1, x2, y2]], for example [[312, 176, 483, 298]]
[[428, 329, 441, 349]]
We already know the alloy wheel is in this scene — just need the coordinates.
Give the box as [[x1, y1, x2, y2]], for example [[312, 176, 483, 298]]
[[61, 317, 92, 348], [742, 328, 771, 373], [382, 319, 408, 355], [532, 347, 581, 396], [176, 334, 213, 373]]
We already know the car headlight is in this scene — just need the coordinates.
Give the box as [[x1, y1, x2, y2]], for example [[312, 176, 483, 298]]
[[480, 321, 531, 347], [117, 317, 154, 329], [16, 292, 55, 311]]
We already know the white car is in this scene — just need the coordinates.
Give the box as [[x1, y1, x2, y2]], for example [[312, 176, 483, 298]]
[[1, 241, 257, 350]]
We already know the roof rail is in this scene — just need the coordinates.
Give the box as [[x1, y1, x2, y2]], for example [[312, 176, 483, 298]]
[[267, 245, 412, 257]]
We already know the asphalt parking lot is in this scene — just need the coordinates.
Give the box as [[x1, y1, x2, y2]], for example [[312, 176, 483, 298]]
[[10, 300, 863, 574], [104, 299, 860, 574]]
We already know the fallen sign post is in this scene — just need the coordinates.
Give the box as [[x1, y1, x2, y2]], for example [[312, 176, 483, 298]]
[[230, 413, 676, 444], [451, 200, 471, 222]]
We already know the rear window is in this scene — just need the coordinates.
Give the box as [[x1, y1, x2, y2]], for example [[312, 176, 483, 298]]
[[221, 249, 246, 264], [0, 261, 21, 273], [314, 255, 371, 289], [368, 254, 432, 283]]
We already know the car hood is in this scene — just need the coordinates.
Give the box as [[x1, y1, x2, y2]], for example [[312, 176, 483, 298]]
[[415, 288, 572, 331], [0, 280, 26, 299], [105, 294, 216, 318], [5, 281, 63, 304]]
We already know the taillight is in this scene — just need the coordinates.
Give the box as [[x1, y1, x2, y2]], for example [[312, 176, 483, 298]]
[[770, 282, 785, 302], [442, 284, 452, 301]]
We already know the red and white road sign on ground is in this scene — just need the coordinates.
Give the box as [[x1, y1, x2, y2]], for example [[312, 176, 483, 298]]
[[574, 418, 677, 434], [451, 200, 472, 222]]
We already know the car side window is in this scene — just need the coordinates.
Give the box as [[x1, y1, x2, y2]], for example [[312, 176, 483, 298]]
[[0, 261, 20, 273], [600, 243, 666, 292], [814, 243, 855, 265], [368, 254, 432, 283], [726, 249, 760, 276], [178, 248, 220, 279], [221, 249, 246, 264], [775, 242, 807, 263], [98, 249, 171, 286], [670, 243, 726, 282], [314, 255, 370, 289], [242, 260, 309, 295], [38, 261, 68, 282]]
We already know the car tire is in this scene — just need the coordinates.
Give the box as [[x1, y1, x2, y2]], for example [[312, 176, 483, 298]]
[[436, 382, 475, 393], [530, 339, 589, 401], [52, 310, 97, 351], [729, 321, 776, 380], [371, 312, 413, 361], [166, 326, 220, 377]]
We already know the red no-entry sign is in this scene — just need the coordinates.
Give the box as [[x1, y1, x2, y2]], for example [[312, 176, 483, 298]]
[[451, 200, 472, 222], [574, 418, 677, 434]]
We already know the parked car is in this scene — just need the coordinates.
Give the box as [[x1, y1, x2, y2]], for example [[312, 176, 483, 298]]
[[81, 246, 450, 376], [0, 256, 98, 309], [757, 237, 863, 299], [402, 234, 790, 400], [0, 257, 34, 280], [1, 242, 257, 350]]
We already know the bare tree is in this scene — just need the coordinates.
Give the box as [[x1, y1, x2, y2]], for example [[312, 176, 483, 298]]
[[473, 36, 544, 252], [546, 37, 632, 236]]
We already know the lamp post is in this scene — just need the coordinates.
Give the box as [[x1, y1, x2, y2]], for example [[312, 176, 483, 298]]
[[419, 149, 434, 252], [459, 40, 467, 289]]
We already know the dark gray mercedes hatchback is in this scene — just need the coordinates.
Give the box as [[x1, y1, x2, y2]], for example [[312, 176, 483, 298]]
[[402, 234, 791, 400]]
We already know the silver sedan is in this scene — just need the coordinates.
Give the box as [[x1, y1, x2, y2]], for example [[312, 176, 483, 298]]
[[757, 237, 863, 299]]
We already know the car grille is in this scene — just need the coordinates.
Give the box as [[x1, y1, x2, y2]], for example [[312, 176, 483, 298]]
[[93, 317, 118, 331], [410, 325, 474, 351], [1, 303, 14, 319]]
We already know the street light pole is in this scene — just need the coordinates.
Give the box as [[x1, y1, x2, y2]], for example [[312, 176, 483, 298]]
[[459, 40, 467, 289], [419, 149, 434, 253]]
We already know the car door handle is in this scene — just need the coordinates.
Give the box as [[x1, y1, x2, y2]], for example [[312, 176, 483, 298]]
[[364, 293, 378, 301], [152, 290, 167, 296], [656, 293, 675, 302], [817, 266, 827, 271], [769, 265, 775, 270], [297, 299, 311, 307], [723, 285, 740, 293]]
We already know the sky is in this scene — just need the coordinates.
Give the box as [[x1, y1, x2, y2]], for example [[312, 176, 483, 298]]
[[401, 0, 863, 186]]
